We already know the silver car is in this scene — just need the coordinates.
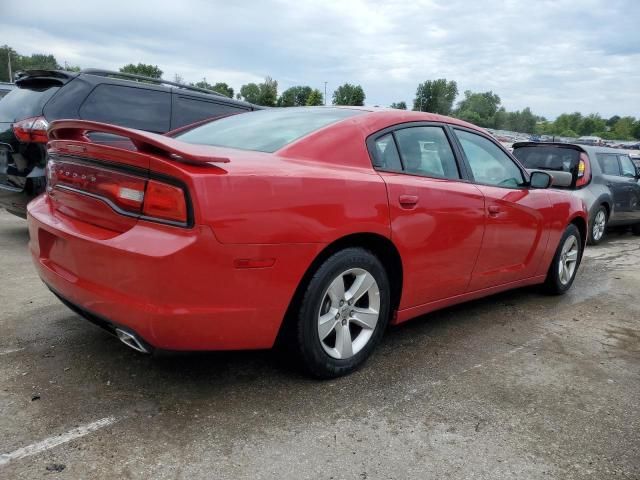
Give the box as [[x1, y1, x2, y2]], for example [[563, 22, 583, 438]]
[[513, 142, 640, 244]]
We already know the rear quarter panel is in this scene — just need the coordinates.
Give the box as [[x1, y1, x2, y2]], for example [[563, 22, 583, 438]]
[[536, 189, 588, 276]]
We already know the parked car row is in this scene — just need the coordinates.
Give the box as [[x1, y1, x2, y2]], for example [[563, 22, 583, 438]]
[[513, 142, 640, 244], [0, 70, 630, 377], [0, 69, 260, 217]]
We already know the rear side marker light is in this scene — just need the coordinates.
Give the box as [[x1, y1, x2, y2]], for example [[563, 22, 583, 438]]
[[13, 116, 50, 143]]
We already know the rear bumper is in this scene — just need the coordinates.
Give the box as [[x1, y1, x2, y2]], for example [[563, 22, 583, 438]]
[[0, 176, 46, 218], [27, 195, 323, 351]]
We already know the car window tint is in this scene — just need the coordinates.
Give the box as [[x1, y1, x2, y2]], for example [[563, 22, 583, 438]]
[[394, 127, 459, 179], [597, 153, 621, 176], [513, 146, 580, 174], [373, 134, 402, 171], [172, 95, 248, 129], [618, 155, 636, 177], [0, 84, 60, 122], [455, 129, 524, 187], [79, 84, 171, 132]]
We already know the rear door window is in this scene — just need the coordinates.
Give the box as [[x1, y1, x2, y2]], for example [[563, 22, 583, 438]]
[[394, 126, 460, 179], [171, 95, 248, 129], [597, 154, 621, 176], [0, 83, 60, 122], [79, 84, 171, 132]]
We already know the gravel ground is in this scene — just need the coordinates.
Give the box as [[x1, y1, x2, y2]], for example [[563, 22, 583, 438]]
[[0, 210, 638, 479]]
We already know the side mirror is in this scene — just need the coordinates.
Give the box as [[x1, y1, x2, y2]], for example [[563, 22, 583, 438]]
[[529, 170, 552, 189]]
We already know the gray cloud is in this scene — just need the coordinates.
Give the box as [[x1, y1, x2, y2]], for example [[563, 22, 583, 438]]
[[2, 0, 639, 118]]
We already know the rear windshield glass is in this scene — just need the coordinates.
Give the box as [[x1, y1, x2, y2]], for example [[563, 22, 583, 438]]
[[0, 83, 60, 122], [174, 107, 364, 153], [513, 146, 581, 175]]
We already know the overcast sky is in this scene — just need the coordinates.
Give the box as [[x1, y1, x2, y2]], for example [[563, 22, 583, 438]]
[[2, 0, 639, 119]]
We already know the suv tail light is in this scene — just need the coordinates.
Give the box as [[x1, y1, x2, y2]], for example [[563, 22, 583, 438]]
[[576, 152, 591, 188], [46, 158, 189, 225], [13, 116, 50, 143]]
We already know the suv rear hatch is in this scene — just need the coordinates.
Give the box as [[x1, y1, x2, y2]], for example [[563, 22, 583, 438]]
[[0, 74, 67, 191], [512, 142, 591, 189]]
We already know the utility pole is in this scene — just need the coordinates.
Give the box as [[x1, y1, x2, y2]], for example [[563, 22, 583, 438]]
[[324, 81, 327, 106], [8, 50, 12, 83]]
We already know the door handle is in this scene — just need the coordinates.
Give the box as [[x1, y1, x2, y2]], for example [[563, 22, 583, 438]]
[[399, 195, 419, 208], [488, 205, 501, 216]]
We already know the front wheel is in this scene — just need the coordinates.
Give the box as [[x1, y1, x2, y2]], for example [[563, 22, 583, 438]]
[[544, 224, 582, 295], [294, 248, 391, 378]]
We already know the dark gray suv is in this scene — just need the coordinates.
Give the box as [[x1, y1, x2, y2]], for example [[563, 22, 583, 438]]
[[513, 142, 640, 244], [0, 69, 260, 218]]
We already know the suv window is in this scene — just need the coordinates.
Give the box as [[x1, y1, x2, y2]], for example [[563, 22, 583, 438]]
[[597, 153, 621, 176], [373, 134, 402, 171], [79, 84, 171, 132], [0, 83, 60, 122], [394, 127, 459, 179], [455, 129, 524, 187], [618, 155, 636, 177], [172, 95, 248, 129]]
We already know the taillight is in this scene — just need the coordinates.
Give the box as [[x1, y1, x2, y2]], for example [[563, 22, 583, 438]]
[[47, 158, 188, 225], [142, 180, 188, 223], [13, 116, 49, 143], [576, 153, 591, 188]]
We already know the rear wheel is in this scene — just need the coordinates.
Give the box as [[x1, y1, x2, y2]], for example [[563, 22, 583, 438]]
[[588, 206, 607, 245], [544, 224, 582, 295], [293, 248, 391, 378]]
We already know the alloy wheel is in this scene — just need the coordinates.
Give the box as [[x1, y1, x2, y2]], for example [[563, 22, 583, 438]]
[[592, 210, 606, 241], [558, 235, 579, 285], [317, 268, 380, 359]]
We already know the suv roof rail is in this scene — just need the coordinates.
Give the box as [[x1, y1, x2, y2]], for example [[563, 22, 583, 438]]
[[80, 68, 229, 98]]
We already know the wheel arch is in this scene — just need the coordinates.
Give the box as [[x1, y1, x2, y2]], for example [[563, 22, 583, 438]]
[[275, 232, 404, 345], [569, 215, 587, 260]]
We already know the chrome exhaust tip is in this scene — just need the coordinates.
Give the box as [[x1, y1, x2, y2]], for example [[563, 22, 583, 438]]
[[115, 328, 150, 354]]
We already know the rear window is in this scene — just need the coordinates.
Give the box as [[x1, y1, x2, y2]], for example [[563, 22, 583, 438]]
[[0, 84, 60, 122], [513, 146, 581, 175], [175, 107, 364, 153]]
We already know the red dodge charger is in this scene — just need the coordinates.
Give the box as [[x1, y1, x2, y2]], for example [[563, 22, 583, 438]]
[[27, 107, 588, 377]]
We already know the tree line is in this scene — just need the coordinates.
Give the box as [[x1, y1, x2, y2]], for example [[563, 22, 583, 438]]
[[2, 45, 638, 140]]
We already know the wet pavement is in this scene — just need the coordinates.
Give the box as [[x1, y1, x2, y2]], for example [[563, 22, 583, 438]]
[[0, 210, 638, 479]]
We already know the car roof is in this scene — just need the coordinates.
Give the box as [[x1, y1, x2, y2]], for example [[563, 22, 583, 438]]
[[14, 69, 259, 109]]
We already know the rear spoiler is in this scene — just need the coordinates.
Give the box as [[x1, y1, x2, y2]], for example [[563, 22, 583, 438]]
[[48, 120, 230, 165]]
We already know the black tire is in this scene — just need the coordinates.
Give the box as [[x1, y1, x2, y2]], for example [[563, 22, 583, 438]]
[[293, 248, 391, 378], [588, 205, 608, 245], [544, 224, 582, 295], [631, 223, 640, 236]]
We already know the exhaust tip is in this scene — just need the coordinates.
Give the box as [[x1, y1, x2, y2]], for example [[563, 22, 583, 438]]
[[115, 328, 150, 354]]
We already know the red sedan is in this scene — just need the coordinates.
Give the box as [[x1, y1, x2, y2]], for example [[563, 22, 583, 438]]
[[27, 108, 588, 378]]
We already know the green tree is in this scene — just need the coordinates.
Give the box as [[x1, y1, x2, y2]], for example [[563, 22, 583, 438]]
[[559, 129, 578, 138], [412, 79, 458, 115], [332, 83, 365, 106], [455, 90, 501, 127], [193, 78, 234, 98], [119, 63, 163, 79], [606, 115, 621, 127], [611, 116, 636, 139], [277, 86, 313, 107], [632, 120, 640, 140], [1, 45, 60, 81], [390, 101, 407, 110], [578, 114, 606, 136], [239, 83, 261, 104], [305, 89, 324, 106]]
